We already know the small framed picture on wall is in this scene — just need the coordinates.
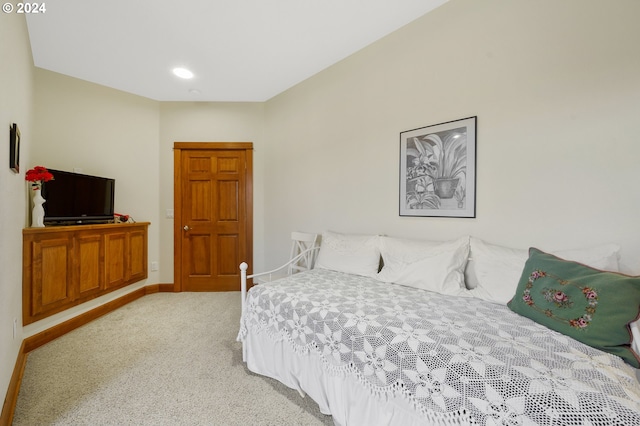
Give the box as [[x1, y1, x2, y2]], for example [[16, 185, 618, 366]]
[[10, 123, 20, 173], [400, 116, 476, 218]]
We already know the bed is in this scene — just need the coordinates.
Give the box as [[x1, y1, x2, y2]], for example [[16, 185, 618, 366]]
[[237, 232, 640, 426]]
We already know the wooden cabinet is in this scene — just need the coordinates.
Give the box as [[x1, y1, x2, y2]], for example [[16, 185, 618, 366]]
[[23, 222, 149, 325]]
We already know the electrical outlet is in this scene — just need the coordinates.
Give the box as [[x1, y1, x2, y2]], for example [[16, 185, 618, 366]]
[[13, 318, 17, 339], [150, 261, 159, 271]]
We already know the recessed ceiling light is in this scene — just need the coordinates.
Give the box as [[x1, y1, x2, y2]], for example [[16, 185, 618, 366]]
[[172, 67, 194, 79]]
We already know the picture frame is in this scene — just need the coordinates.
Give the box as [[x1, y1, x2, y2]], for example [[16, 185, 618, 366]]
[[400, 116, 476, 218], [9, 123, 20, 173]]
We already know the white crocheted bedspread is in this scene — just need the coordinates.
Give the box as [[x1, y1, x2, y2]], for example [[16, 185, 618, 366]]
[[238, 269, 640, 425]]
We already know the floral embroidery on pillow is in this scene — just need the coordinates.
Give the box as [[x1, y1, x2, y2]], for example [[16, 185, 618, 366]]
[[521, 269, 599, 330], [542, 289, 572, 308]]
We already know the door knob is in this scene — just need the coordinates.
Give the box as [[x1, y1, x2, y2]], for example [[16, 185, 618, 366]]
[[183, 225, 190, 231]]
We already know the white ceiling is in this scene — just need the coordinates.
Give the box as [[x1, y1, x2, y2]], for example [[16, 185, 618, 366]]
[[26, 0, 447, 102]]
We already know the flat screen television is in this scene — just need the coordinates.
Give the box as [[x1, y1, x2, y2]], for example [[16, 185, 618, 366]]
[[41, 169, 115, 225]]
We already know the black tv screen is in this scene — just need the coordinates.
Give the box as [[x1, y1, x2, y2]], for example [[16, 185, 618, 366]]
[[42, 169, 115, 225]]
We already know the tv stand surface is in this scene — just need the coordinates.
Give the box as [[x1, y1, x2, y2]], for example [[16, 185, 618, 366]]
[[23, 222, 150, 325]]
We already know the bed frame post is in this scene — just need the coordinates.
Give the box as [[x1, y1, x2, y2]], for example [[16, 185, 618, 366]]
[[238, 246, 320, 313], [240, 262, 248, 313]]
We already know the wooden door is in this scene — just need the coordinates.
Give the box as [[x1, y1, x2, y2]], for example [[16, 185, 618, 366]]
[[174, 143, 253, 291]]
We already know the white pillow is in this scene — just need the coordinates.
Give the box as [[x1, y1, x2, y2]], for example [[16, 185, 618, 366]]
[[377, 236, 470, 296], [631, 321, 640, 364], [467, 237, 621, 304], [315, 231, 380, 278]]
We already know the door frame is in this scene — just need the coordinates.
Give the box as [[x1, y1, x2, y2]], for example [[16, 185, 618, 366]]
[[173, 142, 253, 291]]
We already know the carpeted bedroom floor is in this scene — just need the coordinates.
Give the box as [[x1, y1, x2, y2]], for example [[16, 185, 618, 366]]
[[13, 292, 334, 425]]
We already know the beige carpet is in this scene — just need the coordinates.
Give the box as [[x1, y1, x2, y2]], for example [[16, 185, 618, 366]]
[[13, 292, 334, 425]]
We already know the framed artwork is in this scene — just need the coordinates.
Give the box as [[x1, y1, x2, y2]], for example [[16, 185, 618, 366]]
[[10, 123, 20, 173], [400, 116, 476, 218]]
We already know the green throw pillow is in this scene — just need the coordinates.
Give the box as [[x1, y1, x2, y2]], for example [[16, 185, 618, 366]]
[[507, 247, 640, 368]]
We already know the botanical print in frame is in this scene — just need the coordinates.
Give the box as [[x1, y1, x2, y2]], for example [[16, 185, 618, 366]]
[[400, 116, 476, 218]]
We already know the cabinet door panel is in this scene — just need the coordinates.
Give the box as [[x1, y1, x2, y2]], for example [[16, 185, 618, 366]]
[[77, 234, 104, 296], [31, 237, 73, 315], [105, 232, 127, 288], [129, 229, 146, 281]]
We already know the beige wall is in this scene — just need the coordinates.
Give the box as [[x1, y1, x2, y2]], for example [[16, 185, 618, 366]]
[[263, 0, 640, 273], [0, 13, 34, 407], [22, 69, 161, 337], [158, 102, 265, 281]]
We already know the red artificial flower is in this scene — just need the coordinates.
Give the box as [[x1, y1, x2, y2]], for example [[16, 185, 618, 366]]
[[25, 166, 54, 189]]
